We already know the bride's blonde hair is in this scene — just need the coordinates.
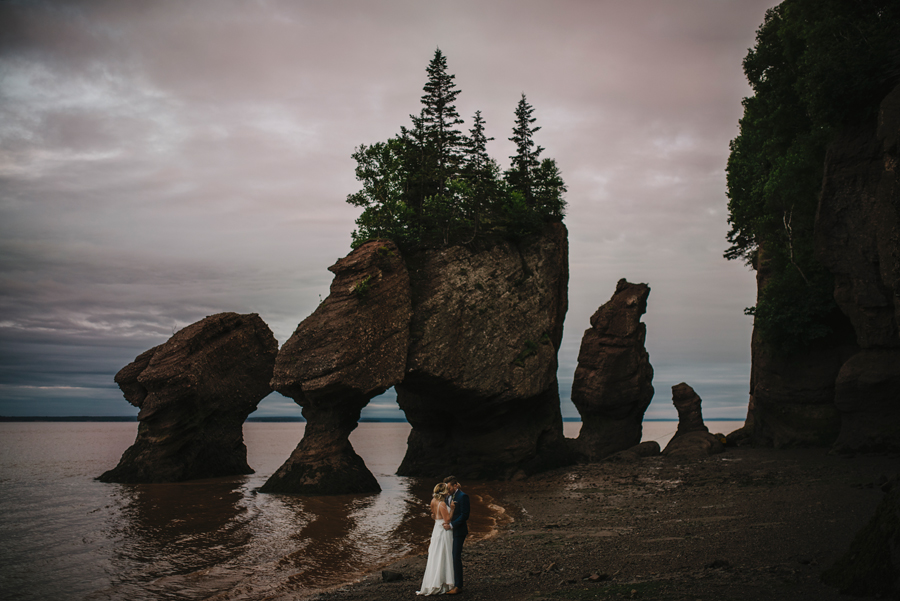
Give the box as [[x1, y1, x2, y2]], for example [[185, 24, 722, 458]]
[[432, 482, 448, 500]]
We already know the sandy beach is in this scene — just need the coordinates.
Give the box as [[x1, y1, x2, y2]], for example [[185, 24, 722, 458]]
[[312, 446, 898, 601]]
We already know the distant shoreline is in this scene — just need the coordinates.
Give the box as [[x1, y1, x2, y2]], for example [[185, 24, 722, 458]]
[[0, 416, 744, 423]]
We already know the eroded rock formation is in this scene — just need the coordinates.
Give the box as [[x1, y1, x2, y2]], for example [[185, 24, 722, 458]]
[[261, 240, 412, 494], [816, 84, 900, 452], [98, 312, 277, 483], [662, 382, 725, 458], [745, 86, 900, 451], [571, 279, 654, 460], [396, 223, 571, 479], [745, 245, 857, 448]]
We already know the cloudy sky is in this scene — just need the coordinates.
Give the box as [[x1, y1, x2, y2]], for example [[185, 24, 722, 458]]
[[0, 0, 775, 420]]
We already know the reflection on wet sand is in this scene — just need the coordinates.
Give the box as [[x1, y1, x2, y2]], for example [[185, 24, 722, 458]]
[[263, 478, 504, 595]]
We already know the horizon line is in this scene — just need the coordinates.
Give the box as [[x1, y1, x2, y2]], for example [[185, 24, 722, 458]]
[[0, 416, 745, 423]]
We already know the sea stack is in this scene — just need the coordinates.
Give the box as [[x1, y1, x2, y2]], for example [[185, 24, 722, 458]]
[[571, 279, 654, 460], [98, 312, 278, 483], [261, 240, 412, 494], [662, 382, 725, 458]]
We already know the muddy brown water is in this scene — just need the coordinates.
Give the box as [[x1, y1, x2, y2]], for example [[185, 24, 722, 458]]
[[0, 420, 736, 600]]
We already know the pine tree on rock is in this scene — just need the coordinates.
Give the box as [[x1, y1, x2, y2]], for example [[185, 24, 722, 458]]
[[346, 138, 418, 247], [505, 93, 544, 206], [345, 51, 566, 250], [532, 157, 567, 221], [460, 110, 501, 239], [398, 111, 430, 214], [418, 48, 465, 209], [465, 110, 492, 176]]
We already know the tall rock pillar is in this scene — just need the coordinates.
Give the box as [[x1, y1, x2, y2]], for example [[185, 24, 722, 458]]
[[571, 279, 654, 460]]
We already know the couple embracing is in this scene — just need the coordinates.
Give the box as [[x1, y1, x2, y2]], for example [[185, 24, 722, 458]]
[[416, 475, 470, 596]]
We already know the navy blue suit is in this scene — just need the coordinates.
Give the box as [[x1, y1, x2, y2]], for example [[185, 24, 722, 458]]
[[447, 489, 470, 589]]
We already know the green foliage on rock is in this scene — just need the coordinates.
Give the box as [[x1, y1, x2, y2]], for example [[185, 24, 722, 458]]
[[725, 0, 899, 353], [351, 275, 373, 299], [347, 49, 567, 249]]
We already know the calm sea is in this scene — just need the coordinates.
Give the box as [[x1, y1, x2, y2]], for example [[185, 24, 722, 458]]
[[0, 420, 737, 600]]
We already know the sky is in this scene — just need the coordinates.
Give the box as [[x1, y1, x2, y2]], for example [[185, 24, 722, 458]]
[[0, 0, 776, 421]]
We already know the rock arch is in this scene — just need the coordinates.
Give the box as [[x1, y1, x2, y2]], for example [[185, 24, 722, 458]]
[[260, 240, 411, 494], [262, 224, 572, 493]]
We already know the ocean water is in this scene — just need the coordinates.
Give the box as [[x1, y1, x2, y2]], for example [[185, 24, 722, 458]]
[[0, 420, 740, 600]]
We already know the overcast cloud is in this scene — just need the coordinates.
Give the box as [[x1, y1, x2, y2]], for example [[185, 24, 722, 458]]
[[0, 0, 773, 420]]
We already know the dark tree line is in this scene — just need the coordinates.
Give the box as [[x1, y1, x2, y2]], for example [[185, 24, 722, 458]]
[[725, 0, 899, 352], [347, 49, 566, 249]]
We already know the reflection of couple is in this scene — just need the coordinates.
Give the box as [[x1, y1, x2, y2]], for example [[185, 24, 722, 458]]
[[416, 475, 470, 596]]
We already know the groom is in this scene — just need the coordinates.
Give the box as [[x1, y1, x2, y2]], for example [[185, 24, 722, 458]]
[[442, 475, 470, 594]]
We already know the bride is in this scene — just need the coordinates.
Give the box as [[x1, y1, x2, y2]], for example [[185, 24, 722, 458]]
[[416, 482, 456, 596]]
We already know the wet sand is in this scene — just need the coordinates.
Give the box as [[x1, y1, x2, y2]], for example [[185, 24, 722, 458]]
[[312, 446, 898, 601]]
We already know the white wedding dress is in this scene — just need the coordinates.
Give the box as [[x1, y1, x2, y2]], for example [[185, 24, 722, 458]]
[[416, 517, 455, 595]]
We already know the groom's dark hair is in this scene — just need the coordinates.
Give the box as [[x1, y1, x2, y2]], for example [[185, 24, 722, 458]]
[[443, 476, 458, 485]]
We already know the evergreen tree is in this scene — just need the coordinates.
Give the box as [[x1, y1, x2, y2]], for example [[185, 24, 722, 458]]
[[460, 110, 500, 238], [345, 51, 567, 249], [465, 110, 493, 176], [724, 0, 899, 352], [398, 111, 430, 213], [532, 157, 567, 221], [417, 48, 466, 207], [346, 138, 420, 247], [505, 93, 544, 206]]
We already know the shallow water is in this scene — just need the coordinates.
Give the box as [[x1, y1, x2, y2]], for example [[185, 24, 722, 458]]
[[0, 422, 499, 600], [0, 419, 739, 600]]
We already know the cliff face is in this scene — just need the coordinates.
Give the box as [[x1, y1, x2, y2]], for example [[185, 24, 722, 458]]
[[571, 279, 654, 460], [396, 223, 570, 479], [815, 84, 900, 452], [747, 245, 855, 448], [98, 312, 277, 483], [261, 240, 411, 494], [748, 84, 900, 451], [817, 85, 900, 350]]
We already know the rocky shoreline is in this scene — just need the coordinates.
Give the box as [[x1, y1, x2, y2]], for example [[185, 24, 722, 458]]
[[312, 446, 898, 601]]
